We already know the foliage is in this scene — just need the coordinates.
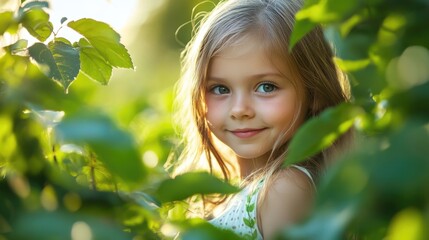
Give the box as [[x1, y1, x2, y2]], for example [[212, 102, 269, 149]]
[[282, 0, 429, 239], [0, 0, 237, 239], [1, 0, 428, 239]]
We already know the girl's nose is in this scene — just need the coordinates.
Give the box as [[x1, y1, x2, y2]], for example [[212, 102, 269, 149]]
[[230, 94, 255, 120]]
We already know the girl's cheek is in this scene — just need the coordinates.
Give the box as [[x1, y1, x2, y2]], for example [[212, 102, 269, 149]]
[[206, 105, 224, 127]]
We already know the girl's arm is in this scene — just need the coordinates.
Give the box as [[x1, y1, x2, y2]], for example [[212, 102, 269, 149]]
[[258, 167, 315, 239]]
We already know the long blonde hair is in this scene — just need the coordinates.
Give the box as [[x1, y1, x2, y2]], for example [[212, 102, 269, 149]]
[[169, 0, 351, 213]]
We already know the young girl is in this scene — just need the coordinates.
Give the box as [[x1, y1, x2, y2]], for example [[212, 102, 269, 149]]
[[170, 0, 351, 238]]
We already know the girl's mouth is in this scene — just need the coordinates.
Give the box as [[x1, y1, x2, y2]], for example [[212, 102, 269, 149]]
[[229, 128, 266, 138]]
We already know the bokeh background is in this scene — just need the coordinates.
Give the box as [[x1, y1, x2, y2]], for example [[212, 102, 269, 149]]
[[47, 0, 220, 169]]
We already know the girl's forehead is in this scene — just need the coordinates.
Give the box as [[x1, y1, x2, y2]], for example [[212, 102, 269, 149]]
[[210, 33, 293, 73], [213, 31, 283, 58], [214, 35, 266, 59]]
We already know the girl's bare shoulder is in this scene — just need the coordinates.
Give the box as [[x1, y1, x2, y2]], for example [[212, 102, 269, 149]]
[[259, 167, 315, 239]]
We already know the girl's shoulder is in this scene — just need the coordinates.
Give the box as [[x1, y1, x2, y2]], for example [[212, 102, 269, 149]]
[[258, 166, 315, 239]]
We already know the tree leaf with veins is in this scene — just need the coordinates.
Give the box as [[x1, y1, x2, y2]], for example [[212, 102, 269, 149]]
[[77, 38, 112, 85], [28, 41, 80, 91], [68, 18, 134, 69]]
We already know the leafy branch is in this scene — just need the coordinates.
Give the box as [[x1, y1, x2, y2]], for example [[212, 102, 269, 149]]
[[2, 0, 133, 92]]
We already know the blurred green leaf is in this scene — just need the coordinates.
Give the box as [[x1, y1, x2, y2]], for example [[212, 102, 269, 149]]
[[390, 81, 429, 119], [68, 18, 134, 69], [21, 8, 52, 41], [77, 38, 112, 85], [289, 0, 361, 50], [155, 172, 239, 203], [367, 123, 429, 196], [288, 0, 318, 50], [339, 9, 369, 37], [283, 122, 429, 239], [60, 17, 67, 25], [334, 57, 371, 72], [0, 11, 16, 35], [296, 0, 360, 23], [28, 41, 80, 91], [4, 39, 28, 55], [20, 0, 49, 12], [284, 103, 362, 166], [180, 219, 244, 240], [290, 0, 361, 50], [123, 191, 160, 211], [289, 19, 316, 51], [54, 36, 72, 45], [281, 199, 360, 240], [55, 110, 146, 185], [387, 208, 425, 240]]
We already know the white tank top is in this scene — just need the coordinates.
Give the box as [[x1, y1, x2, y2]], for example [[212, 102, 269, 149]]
[[209, 166, 314, 239]]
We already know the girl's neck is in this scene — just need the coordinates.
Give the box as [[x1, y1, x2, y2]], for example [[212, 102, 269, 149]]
[[235, 152, 271, 180]]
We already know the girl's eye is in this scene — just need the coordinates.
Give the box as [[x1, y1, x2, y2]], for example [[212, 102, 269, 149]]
[[211, 85, 230, 95], [256, 83, 277, 93]]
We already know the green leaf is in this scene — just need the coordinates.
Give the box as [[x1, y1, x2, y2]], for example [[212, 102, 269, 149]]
[[334, 57, 371, 72], [155, 172, 239, 203], [368, 124, 429, 195], [288, 0, 318, 50], [20, 0, 49, 12], [339, 10, 369, 37], [77, 38, 112, 85], [284, 103, 362, 166], [55, 110, 146, 185], [60, 17, 67, 24], [123, 191, 160, 211], [246, 203, 255, 212], [290, 0, 363, 50], [281, 199, 360, 240], [390, 81, 429, 118], [284, 123, 429, 240], [0, 11, 17, 35], [68, 18, 133, 69], [243, 217, 254, 227], [289, 19, 316, 51], [296, 0, 360, 23], [180, 219, 244, 240], [4, 39, 28, 54], [21, 8, 53, 41], [28, 41, 80, 91], [54, 37, 72, 45]]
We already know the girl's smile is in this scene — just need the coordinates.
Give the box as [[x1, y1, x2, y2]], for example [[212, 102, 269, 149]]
[[228, 128, 268, 138]]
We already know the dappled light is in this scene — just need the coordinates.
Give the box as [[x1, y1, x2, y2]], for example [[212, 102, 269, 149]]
[[387, 208, 424, 240], [63, 192, 82, 212], [387, 45, 429, 89], [71, 221, 92, 240], [40, 185, 58, 211]]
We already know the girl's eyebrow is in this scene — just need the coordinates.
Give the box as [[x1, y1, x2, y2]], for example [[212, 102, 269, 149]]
[[207, 73, 285, 81]]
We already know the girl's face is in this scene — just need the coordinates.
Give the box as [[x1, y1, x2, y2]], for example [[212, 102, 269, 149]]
[[205, 36, 306, 163]]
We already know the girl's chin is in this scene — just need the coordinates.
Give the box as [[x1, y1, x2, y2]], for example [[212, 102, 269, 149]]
[[234, 151, 272, 162]]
